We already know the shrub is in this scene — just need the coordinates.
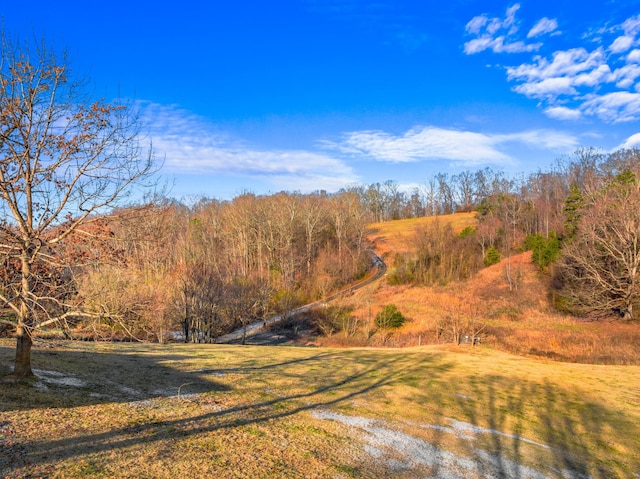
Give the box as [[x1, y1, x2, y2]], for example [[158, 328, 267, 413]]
[[387, 253, 417, 285], [310, 306, 353, 336], [375, 304, 406, 329], [484, 246, 501, 267], [524, 233, 560, 270], [458, 226, 476, 238]]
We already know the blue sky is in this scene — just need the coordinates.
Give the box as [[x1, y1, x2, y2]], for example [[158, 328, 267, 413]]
[[4, 0, 640, 199]]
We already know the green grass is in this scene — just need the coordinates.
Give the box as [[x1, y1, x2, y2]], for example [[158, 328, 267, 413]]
[[1, 339, 639, 478]]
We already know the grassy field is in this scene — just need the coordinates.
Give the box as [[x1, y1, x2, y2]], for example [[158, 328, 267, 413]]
[[365, 212, 477, 257], [1, 339, 639, 478]]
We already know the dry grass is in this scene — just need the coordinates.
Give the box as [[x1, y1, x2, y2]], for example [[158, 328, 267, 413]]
[[318, 214, 640, 364], [365, 212, 477, 258], [1, 339, 639, 478]]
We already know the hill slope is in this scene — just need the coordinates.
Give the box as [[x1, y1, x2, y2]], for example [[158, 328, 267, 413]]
[[316, 214, 640, 364]]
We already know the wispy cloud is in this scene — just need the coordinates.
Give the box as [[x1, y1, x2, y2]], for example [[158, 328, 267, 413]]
[[138, 102, 358, 192], [325, 126, 578, 165], [330, 127, 511, 163], [527, 18, 559, 39], [466, 8, 640, 123], [494, 129, 579, 150], [544, 106, 582, 120], [463, 4, 551, 55]]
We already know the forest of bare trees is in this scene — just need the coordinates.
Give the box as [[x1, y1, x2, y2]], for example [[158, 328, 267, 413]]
[[69, 191, 371, 344]]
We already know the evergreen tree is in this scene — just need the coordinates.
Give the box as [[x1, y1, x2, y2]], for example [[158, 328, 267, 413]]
[[484, 246, 501, 267], [563, 183, 583, 240], [375, 304, 406, 329]]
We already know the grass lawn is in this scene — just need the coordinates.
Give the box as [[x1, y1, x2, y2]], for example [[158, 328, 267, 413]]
[[1, 339, 638, 478]]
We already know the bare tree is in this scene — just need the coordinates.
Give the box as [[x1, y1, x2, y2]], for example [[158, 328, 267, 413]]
[[300, 193, 326, 276], [558, 169, 640, 320], [452, 170, 475, 212], [436, 173, 454, 214], [0, 33, 155, 377]]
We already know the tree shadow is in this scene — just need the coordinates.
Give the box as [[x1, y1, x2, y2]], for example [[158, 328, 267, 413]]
[[279, 353, 637, 479], [0, 342, 456, 476], [0, 344, 229, 410], [432, 374, 640, 479], [2, 342, 636, 478]]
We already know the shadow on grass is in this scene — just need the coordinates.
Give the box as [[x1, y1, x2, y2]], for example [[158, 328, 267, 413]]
[[434, 374, 640, 479], [0, 345, 455, 475], [1, 342, 638, 478], [0, 343, 230, 410]]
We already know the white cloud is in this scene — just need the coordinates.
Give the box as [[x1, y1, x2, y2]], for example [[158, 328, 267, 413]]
[[496, 129, 579, 150], [513, 76, 576, 99], [466, 15, 489, 35], [527, 18, 559, 38], [610, 35, 634, 54], [464, 4, 545, 55], [335, 127, 511, 164], [610, 64, 640, 89], [503, 4, 520, 29], [463, 36, 495, 55], [543, 106, 582, 120], [617, 132, 640, 150], [581, 91, 640, 123], [622, 15, 640, 37], [137, 101, 358, 193], [506, 48, 605, 83], [497, 39, 542, 54], [628, 49, 640, 63], [467, 9, 640, 123], [465, 36, 540, 54], [573, 64, 612, 87], [329, 126, 577, 165]]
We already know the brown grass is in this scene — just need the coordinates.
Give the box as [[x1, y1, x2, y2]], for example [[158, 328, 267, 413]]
[[1, 340, 639, 478], [319, 214, 640, 364], [365, 212, 477, 258]]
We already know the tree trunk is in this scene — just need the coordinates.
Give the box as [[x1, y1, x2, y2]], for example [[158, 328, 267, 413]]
[[183, 294, 190, 343], [14, 324, 33, 378], [14, 250, 34, 378]]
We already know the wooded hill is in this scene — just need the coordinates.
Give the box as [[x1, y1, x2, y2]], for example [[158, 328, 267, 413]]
[[3, 147, 640, 360]]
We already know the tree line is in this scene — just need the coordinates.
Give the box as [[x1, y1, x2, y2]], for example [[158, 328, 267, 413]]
[[76, 191, 371, 344]]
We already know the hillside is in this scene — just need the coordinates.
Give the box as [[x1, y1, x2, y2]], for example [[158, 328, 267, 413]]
[[365, 212, 477, 257], [311, 213, 640, 364]]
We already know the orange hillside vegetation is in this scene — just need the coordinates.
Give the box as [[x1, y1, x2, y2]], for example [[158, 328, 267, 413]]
[[318, 213, 640, 364]]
